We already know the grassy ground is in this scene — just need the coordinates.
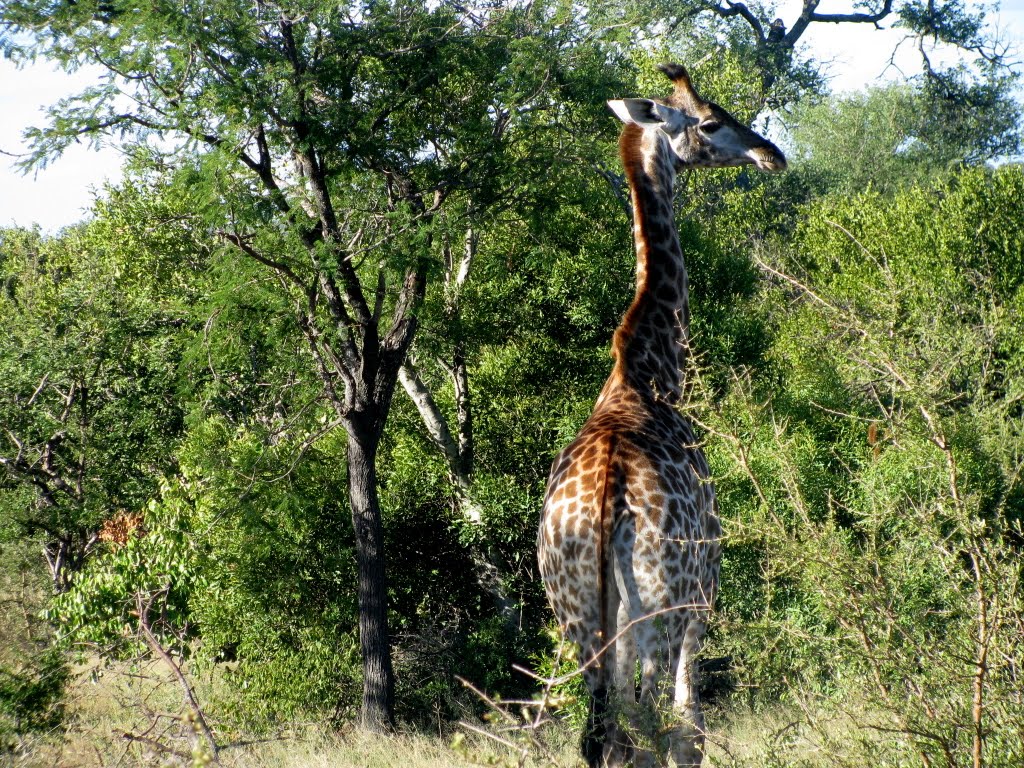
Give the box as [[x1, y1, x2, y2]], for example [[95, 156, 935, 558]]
[[6, 656, 581, 768], [11, 727, 551, 768], [4, 652, 889, 768]]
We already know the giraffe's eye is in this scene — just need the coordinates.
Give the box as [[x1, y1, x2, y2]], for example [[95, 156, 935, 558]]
[[699, 121, 722, 135]]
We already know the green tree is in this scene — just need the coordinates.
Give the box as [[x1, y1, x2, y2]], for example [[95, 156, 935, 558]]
[[789, 79, 1021, 195], [629, 0, 1019, 112], [1, 0, 621, 728], [0, 187, 206, 592]]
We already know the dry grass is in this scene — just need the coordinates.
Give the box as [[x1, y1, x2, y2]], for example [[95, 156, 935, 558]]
[[704, 696, 912, 768], [6, 657, 580, 768], [6, 644, 898, 768], [13, 727, 533, 768], [220, 729, 543, 768]]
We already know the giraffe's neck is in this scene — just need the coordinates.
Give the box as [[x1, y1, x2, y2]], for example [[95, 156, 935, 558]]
[[604, 125, 689, 405]]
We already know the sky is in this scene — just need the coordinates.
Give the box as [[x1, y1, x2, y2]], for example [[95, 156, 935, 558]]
[[2, 0, 1023, 233]]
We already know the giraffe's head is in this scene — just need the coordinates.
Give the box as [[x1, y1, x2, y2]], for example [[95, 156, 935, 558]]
[[608, 63, 787, 173]]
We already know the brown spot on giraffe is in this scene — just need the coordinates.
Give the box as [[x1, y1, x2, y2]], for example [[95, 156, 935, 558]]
[[537, 63, 785, 768]]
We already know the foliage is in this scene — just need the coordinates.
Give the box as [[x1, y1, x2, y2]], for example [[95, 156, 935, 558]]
[[1, 0, 632, 727], [51, 479, 201, 651], [178, 423, 362, 727], [789, 78, 1022, 195], [0, 181, 208, 590], [914, 63, 1023, 164], [1, 0, 1024, 760], [703, 165, 1024, 765], [0, 540, 67, 752], [0, 647, 67, 746]]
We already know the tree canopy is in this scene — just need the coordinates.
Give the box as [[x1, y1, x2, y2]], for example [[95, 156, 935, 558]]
[[1, 0, 1023, 764]]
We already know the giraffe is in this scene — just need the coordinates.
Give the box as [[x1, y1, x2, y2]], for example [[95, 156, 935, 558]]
[[537, 64, 786, 768]]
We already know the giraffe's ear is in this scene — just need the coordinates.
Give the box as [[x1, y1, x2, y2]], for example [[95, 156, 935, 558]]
[[607, 98, 672, 126]]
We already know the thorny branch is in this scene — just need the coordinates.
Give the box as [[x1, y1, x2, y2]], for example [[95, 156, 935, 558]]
[[135, 589, 220, 765]]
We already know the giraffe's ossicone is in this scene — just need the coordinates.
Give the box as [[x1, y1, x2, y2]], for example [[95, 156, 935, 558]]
[[537, 64, 786, 768]]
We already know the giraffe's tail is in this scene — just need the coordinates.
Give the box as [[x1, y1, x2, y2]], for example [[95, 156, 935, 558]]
[[594, 433, 620, 666]]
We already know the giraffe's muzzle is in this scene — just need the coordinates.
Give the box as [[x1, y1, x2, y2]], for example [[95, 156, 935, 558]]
[[749, 147, 788, 173]]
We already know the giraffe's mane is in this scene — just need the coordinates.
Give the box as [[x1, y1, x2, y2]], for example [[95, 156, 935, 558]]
[[612, 123, 647, 372], [611, 121, 679, 386], [617, 122, 645, 179], [609, 109, 695, 407]]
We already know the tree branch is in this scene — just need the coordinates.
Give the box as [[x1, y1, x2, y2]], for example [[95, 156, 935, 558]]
[[398, 363, 466, 485], [297, 313, 353, 417], [705, 0, 766, 43], [806, 0, 894, 27], [217, 230, 306, 289], [135, 591, 220, 765], [384, 262, 426, 354]]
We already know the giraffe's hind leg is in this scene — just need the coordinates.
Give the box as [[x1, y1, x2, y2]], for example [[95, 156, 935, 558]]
[[603, 600, 635, 767], [612, 536, 663, 767], [668, 618, 708, 767], [576, 634, 629, 768], [576, 576, 633, 767], [581, 676, 609, 768]]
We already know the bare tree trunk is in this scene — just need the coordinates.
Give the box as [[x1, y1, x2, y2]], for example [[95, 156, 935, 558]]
[[346, 416, 396, 732], [399, 366, 466, 483], [398, 225, 525, 631], [401, 225, 480, 516], [452, 345, 473, 483], [43, 528, 98, 593]]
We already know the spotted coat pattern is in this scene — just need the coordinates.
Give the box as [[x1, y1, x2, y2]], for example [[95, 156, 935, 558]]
[[537, 64, 785, 768]]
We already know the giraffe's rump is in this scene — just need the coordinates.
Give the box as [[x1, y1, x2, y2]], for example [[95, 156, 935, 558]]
[[537, 399, 720, 649]]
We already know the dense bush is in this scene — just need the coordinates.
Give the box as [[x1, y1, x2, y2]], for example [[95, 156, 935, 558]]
[[704, 166, 1024, 765]]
